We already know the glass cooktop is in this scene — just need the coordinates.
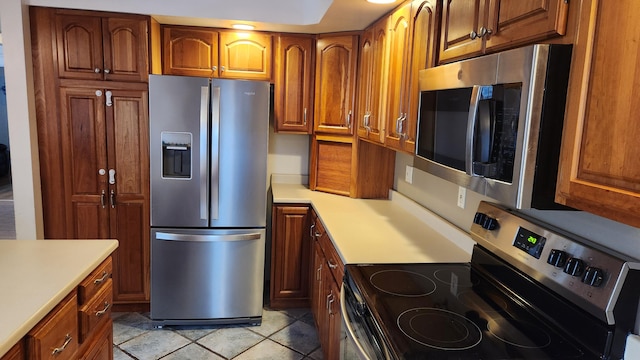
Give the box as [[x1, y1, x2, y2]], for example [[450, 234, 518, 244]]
[[344, 262, 595, 359]]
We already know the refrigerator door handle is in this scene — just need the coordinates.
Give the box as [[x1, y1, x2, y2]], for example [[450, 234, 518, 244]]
[[200, 86, 210, 220], [210, 86, 221, 220], [155, 232, 261, 242]]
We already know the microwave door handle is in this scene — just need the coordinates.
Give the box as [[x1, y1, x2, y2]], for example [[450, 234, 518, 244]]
[[477, 99, 494, 163], [199, 85, 210, 220], [466, 85, 482, 176]]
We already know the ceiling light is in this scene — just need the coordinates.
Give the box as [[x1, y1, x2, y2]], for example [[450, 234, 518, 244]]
[[367, 0, 396, 3], [232, 24, 255, 31]]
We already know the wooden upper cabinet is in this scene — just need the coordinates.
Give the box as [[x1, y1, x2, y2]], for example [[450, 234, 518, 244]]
[[556, 0, 640, 228], [385, 2, 412, 147], [439, 0, 488, 63], [357, 19, 388, 144], [484, 0, 569, 51], [219, 31, 272, 80], [55, 12, 149, 82], [440, 0, 570, 63], [162, 26, 219, 77], [314, 34, 359, 135], [274, 34, 315, 133], [386, 0, 440, 154]]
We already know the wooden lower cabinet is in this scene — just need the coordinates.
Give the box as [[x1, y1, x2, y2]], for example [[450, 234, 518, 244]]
[[0, 341, 25, 360], [270, 204, 312, 308], [310, 212, 344, 360]]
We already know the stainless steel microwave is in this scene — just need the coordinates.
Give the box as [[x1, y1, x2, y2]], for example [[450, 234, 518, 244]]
[[414, 44, 572, 209]]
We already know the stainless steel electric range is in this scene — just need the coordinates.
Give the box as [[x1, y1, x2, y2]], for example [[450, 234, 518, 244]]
[[341, 201, 640, 359]]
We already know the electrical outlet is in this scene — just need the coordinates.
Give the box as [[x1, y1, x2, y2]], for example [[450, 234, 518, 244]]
[[457, 186, 466, 209], [405, 165, 413, 184]]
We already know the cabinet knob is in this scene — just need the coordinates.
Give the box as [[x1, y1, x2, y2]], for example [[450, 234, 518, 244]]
[[220, 66, 226, 72], [479, 27, 493, 38], [470, 30, 478, 40], [212, 66, 218, 71], [104, 69, 111, 74], [94, 68, 101, 73]]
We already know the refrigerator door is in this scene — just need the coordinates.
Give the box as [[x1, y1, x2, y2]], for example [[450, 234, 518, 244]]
[[149, 75, 210, 227], [210, 79, 269, 228], [151, 227, 265, 324]]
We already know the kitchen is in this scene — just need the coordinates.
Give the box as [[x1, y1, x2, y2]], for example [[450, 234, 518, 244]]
[[1, 0, 640, 359]]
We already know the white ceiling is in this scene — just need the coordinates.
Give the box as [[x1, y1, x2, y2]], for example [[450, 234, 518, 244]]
[[25, 0, 400, 33]]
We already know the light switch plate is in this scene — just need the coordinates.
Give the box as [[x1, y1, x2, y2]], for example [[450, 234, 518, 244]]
[[405, 165, 413, 184], [457, 186, 466, 208]]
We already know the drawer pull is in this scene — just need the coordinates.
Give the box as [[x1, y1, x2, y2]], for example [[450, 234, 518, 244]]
[[95, 302, 111, 317], [93, 271, 109, 285], [328, 259, 338, 269], [51, 334, 72, 356]]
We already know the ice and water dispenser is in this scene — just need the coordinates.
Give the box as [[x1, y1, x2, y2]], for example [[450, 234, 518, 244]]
[[161, 132, 192, 179]]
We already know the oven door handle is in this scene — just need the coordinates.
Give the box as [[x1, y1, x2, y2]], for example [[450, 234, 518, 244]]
[[340, 284, 373, 360]]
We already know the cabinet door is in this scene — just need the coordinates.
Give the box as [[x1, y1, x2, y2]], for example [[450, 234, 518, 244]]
[[385, 3, 412, 146], [59, 87, 110, 239], [325, 271, 342, 360], [270, 205, 311, 308], [0, 340, 24, 360], [56, 14, 105, 81], [556, 0, 640, 228], [79, 319, 113, 360], [439, 0, 488, 63], [311, 239, 325, 330], [274, 35, 314, 133], [485, 0, 569, 51], [358, 21, 388, 143], [314, 35, 359, 135], [219, 31, 272, 80], [102, 17, 149, 82], [105, 88, 150, 303], [162, 26, 219, 77]]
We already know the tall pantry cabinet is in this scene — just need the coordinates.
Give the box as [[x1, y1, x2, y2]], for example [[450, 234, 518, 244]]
[[30, 7, 150, 306]]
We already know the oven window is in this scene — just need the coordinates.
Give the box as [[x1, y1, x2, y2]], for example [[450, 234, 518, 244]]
[[417, 88, 473, 171]]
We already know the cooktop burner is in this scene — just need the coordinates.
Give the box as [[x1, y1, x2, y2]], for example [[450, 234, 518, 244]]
[[397, 307, 482, 351], [370, 270, 436, 297]]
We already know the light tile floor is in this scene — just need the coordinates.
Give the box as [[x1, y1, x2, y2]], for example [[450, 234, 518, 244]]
[[112, 308, 323, 360]]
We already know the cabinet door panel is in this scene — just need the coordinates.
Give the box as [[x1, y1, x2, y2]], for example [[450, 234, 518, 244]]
[[440, 0, 487, 63], [59, 87, 109, 239], [219, 31, 272, 80], [163, 27, 219, 77], [485, 0, 569, 51], [386, 4, 412, 144], [314, 36, 358, 135], [56, 14, 104, 80], [274, 35, 314, 133], [357, 29, 374, 140], [102, 17, 149, 82], [556, 0, 640, 227], [270, 205, 311, 307]]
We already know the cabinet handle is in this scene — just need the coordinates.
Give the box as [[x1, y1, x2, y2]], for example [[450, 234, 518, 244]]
[[51, 334, 72, 356], [310, 223, 315, 237], [108, 169, 116, 185], [94, 270, 109, 284], [104, 69, 110, 74], [110, 189, 116, 208], [479, 27, 492, 38], [328, 259, 338, 269], [346, 110, 352, 128], [304, 108, 308, 125], [94, 68, 101, 73], [316, 265, 322, 281], [100, 190, 106, 209], [95, 302, 111, 317], [220, 66, 226, 72], [470, 30, 478, 40], [327, 292, 335, 314], [105, 90, 113, 107]]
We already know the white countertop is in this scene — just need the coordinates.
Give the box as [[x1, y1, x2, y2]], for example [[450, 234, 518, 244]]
[[0, 239, 118, 357], [271, 182, 475, 264]]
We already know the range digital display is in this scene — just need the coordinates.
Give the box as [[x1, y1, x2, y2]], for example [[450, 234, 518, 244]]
[[513, 227, 546, 259]]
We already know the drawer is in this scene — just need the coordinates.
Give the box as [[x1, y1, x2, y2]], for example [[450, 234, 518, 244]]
[[78, 257, 112, 305], [27, 292, 78, 360], [318, 231, 344, 284], [78, 279, 113, 343]]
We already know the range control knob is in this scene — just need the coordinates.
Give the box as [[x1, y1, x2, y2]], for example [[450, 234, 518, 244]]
[[473, 212, 487, 226], [583, 267, 605, 287], [564, 258, 585, 277], [547, 249, 568, 268]]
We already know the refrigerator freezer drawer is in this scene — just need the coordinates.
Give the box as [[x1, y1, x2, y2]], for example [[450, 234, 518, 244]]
[[150, 228, 265, 325]]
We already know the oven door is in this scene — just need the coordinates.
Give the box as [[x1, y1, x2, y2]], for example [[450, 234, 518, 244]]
[[340, 284, 389, 360]]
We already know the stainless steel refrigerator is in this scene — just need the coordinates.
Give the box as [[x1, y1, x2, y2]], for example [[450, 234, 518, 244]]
[[148, 75, 269, 326]]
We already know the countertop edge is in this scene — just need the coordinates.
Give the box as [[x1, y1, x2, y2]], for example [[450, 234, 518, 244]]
[[0, 240, 118, 358]]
